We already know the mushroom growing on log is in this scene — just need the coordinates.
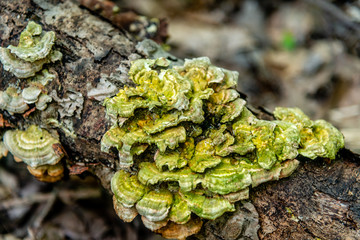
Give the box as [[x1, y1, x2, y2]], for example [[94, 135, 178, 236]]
[[0, 0, 359, 239]]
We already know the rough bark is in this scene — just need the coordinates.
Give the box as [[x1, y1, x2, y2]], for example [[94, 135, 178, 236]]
[[192, 150, 360, 240], [1, 1, 359, 239]]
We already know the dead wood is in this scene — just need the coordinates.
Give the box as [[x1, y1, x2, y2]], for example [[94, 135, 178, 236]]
[[1, 1, 359, 239]]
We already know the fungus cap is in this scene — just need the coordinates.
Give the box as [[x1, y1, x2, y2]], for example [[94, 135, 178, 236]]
[[106, 57, 345, 234], [22, 86, 42, 104], [4, 125, 64, 167], [0, 21, 62, 78], [27, 162, 64, 182], [0, 88, 29, 115], [136, 189, 173, 222], [113, 196, 138, 222]]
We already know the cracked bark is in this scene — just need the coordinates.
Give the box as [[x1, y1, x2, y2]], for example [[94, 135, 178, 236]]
[[1, 0, 359, 239]]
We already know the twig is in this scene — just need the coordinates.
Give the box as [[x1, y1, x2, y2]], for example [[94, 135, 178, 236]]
[[32, 192, 57, 229], [0, 193, 52, 210], [0, 188, 101, 210], [302, 0, 360, 36]]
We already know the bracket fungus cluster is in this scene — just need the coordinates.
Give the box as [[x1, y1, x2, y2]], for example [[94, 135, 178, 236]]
[[0, 21, 62, 79], [0, 87, 29, 115], [0, 20, 346, 239], [3, 125, 65, 182], [103, 57, 344, 238], [0, 22, 60, 115], [0, 22, 64, 181], [0, 21, 65, 182], [0, 84, 53, 115]]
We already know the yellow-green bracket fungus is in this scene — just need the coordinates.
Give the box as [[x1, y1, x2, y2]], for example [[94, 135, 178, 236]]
[[0, 19, 346, 240], [0, 21, 62, 78], [103, 57, 344, 238], [0, 87, 29, 115], [0, 22, 60, 116], [3, 125, 66, 182]]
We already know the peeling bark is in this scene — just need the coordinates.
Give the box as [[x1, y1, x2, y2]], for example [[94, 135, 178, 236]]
[[1, 1, 359, 239]]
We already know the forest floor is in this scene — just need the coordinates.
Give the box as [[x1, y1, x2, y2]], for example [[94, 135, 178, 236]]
[[1, 0, 359, 239]]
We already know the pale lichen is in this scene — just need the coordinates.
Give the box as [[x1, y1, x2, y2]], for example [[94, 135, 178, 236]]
[[50, 90, 84, 118], [102, 57, 344, 237], [87, 76, 118, 101]]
